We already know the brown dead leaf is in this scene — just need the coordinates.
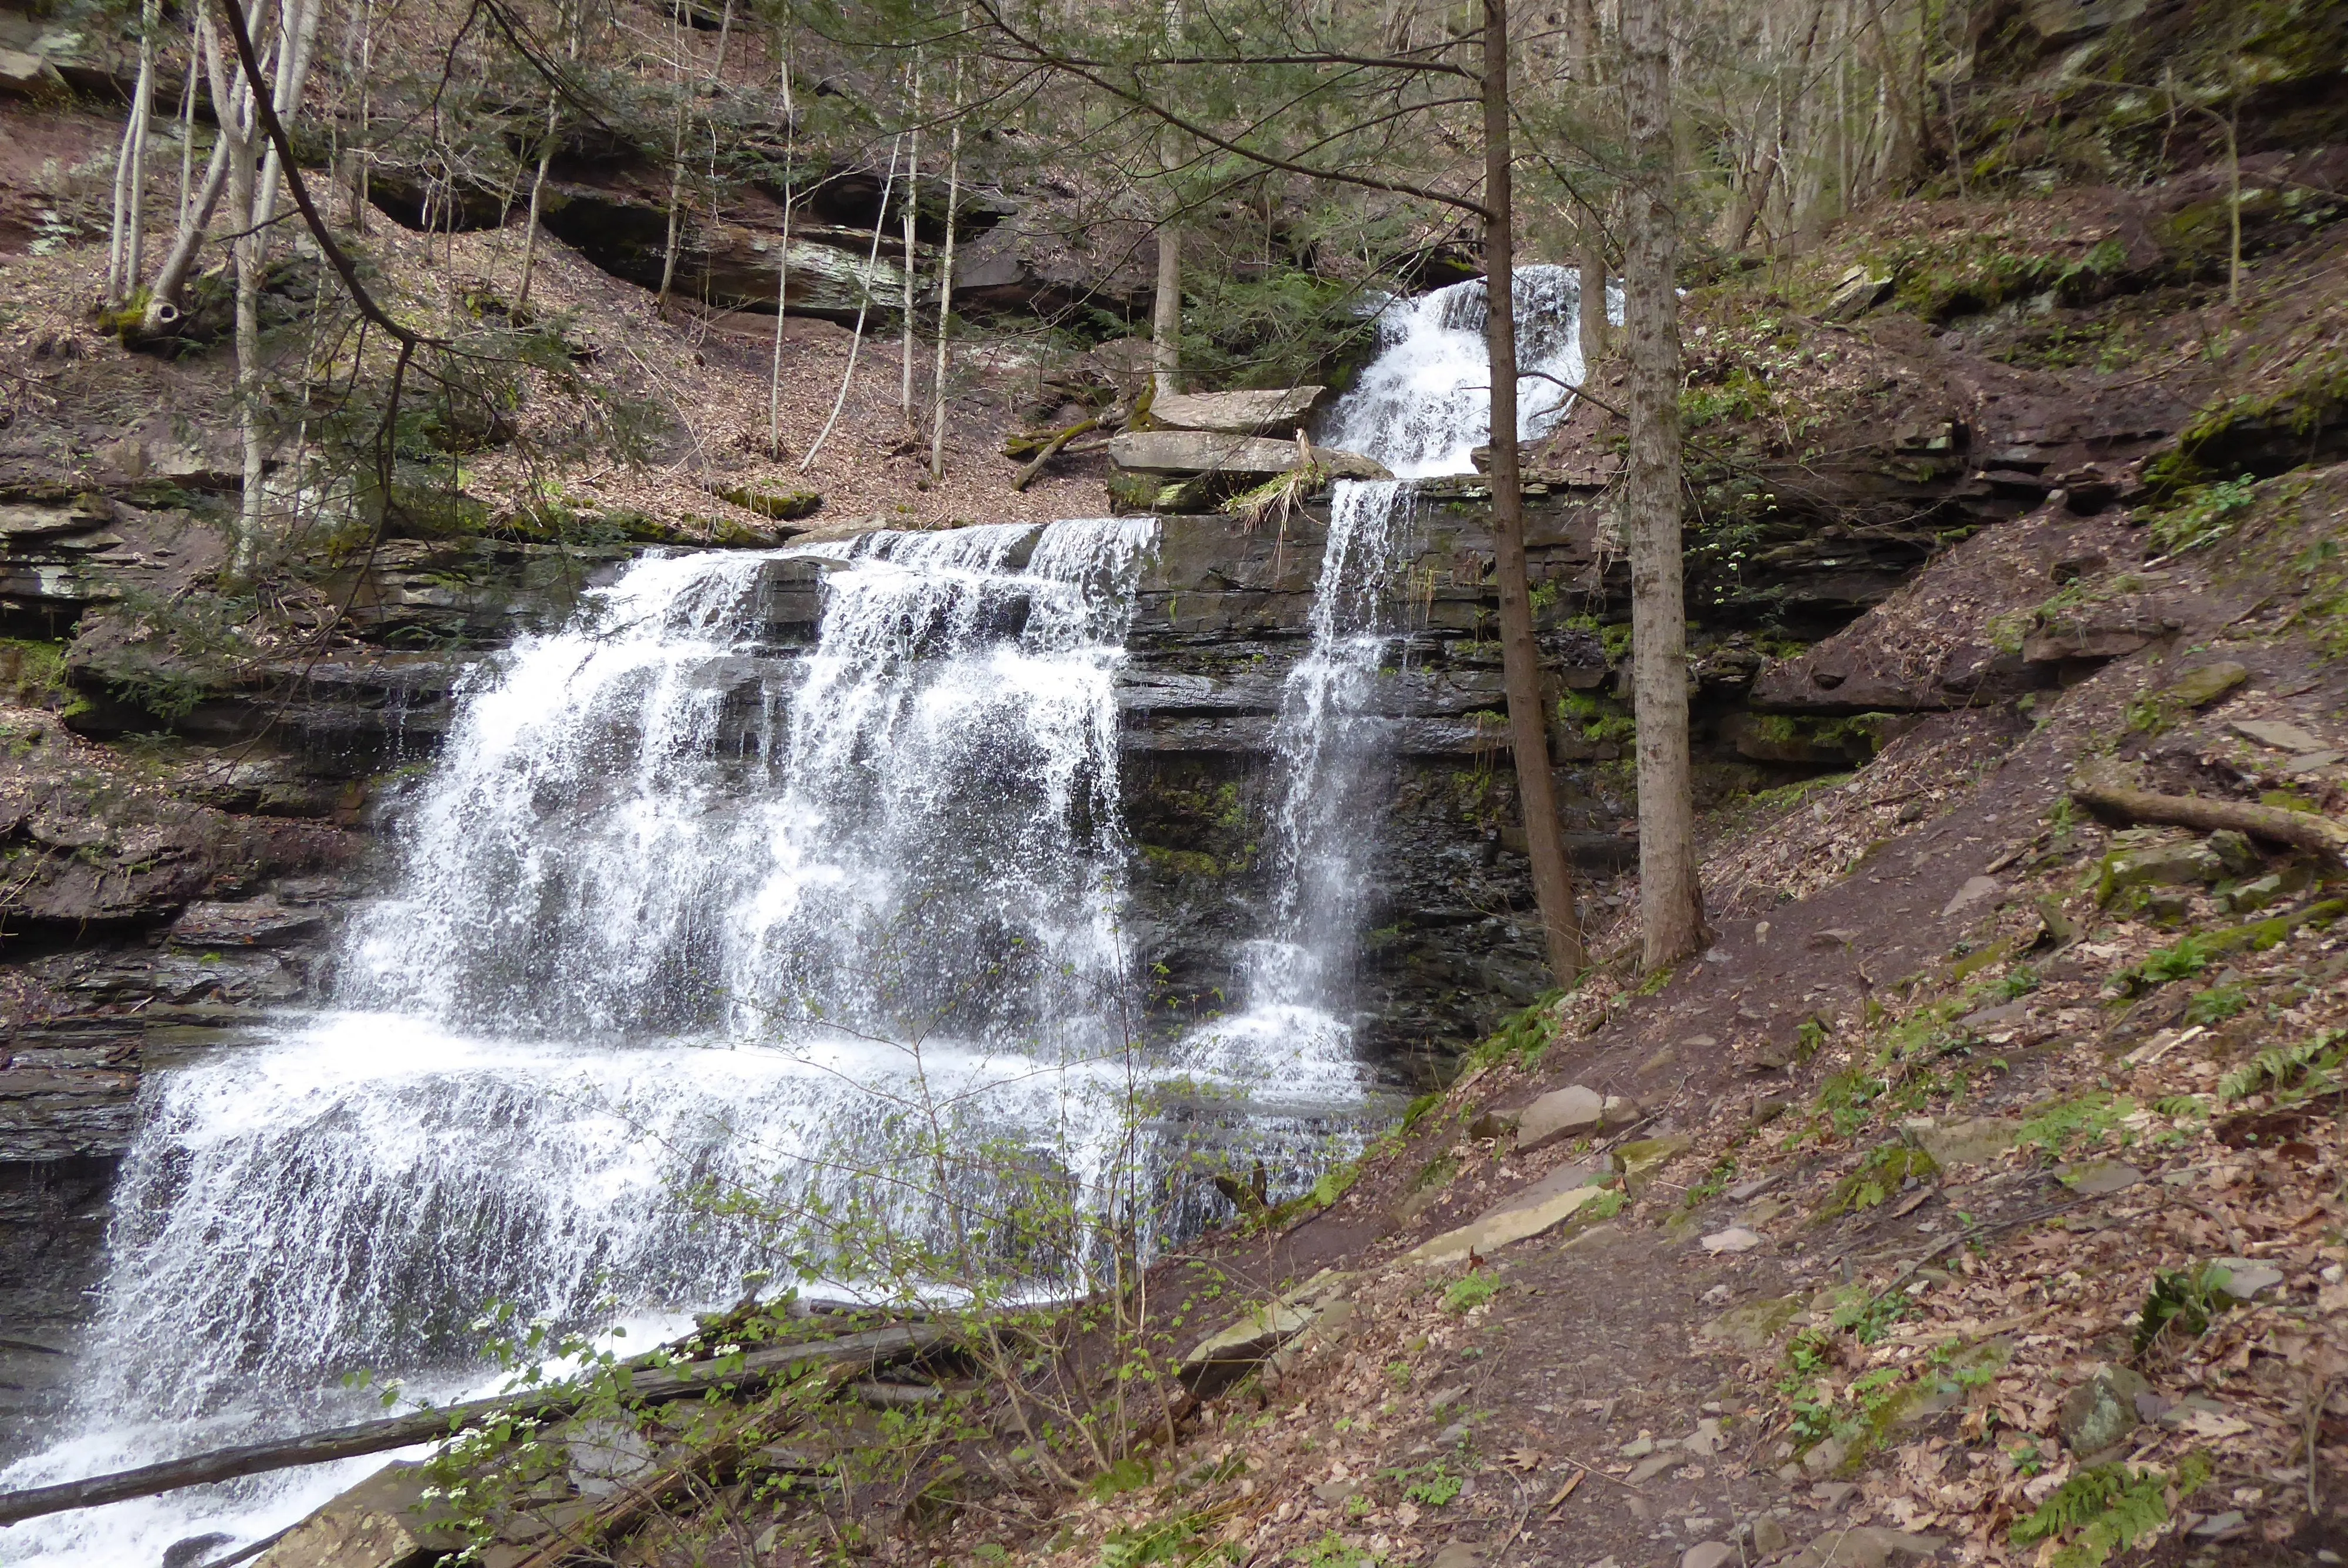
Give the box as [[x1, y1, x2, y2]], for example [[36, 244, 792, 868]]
[[1504, 1447, 1548, 1472]]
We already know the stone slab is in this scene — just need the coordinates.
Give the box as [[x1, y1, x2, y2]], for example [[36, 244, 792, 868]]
[[1151, 387, 1326, 435], [1107, 430, 1392, 480], [1513, 1084, 1638, 1153], [2233, 718, 2326, 753], [1404, 1159, 1611, 1265]]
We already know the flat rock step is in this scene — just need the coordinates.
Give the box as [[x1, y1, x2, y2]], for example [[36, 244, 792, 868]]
[[1107, 430, 1392, 481], [1149, 386, 1325, 435]]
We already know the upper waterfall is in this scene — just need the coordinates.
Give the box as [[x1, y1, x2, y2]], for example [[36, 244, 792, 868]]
[[1320, 264, 1614, 478]]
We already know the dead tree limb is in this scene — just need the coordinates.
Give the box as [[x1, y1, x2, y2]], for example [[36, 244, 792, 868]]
[[1010, 413, 1103, 491], [2071, 781, 2348, 859], [0, 1323, 944, 1528]]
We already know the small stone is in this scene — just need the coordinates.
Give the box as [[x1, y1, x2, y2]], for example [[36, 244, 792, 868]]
[[1428, 1384, 1470, 1413], [2205, 830, 2260, 876], [1313, 1479, 1361, 1505], [2190, 1510, 2248, 1539], [1701, 1283, 1733, 1305], [1801, 1439, 1848, 1478], [1628, 1454, 1678, 1485], [1682, 1418, 1726, 1456], [1753, 1516, 1790, 1556], [1620, 1435, 1657, 1458], [2288, 749, 2345, 775], [1787, 1526, 1946, 1568], [1955, 1001, 2028, 1032], [1940, 876, 2001, 918], [1808, 1481, 1856, 1506], [2059, 1367, 2150, 1454], [1702, 1227, 1764, 1254], [1467, 1109, 1519, 1141], [1703, 1295, 1803, 1351], [2232, 718, 2326, 753], [2211, 1258, 2285, 1301], [1682, 1544, 1736, 1568], [2057, 1161, 2143, 1195], [1429, 1545, 1483, 1568], [1805, 928, 1857, 951], [2098, 841, 2224, 900], [2163, 663, 2249, 709], [1434, 1421, 1470, 1446], [2220, 873, 2289, 913]]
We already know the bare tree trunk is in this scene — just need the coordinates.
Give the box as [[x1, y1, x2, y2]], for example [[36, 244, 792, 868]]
[[1621, 0, 1703, 969], [929, 52, 963, 481], [768, 21, 795, 456], [656, 6, 689, 314], [1567, 0, 1608, 371], [1151, 222, 1180, 398], [1485, 0, 1584, 982], [800, 137, 900, 471], [902, 59, 921, 420], [146, 9, 251, 327]]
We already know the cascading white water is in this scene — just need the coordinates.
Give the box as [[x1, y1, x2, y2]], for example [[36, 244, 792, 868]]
[[1180, 479, 1417, 1085], [5, 520, 1352, 1568], [1320, 263, 1618, 478]]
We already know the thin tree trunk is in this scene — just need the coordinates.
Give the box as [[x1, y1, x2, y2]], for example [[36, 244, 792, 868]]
[[768, 23, 795, 457], [1484, 0, 1584, 982], [799, 136, 900, 471], [1621, 0, 1703, 969], [176, 6, 198, 231], [1151, 222, 1180, 399], [146, 11, 248, 326], [1567, 0, 1608, 371], [929, 58, 963, 481], [902, 59, 921, 420], [656, 7, 689, 313], [231, 0, 318, 576]]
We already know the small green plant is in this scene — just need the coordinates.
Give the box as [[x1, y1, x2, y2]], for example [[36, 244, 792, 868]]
[[2126, 934, 2215, 991], [1440, 1271, 1500, 1314], [1998, 965, 2040, 1001], [1100, 1514, 1199, 1567], [2134, 1264, 2239, 1355], [2184, 984, 2248, 1025], [1584, 1187, 1628, 1220], [2147, 474, 2259, 555], [1301, 1530, 1375, 1567], [2015, 1093, 2130, 1156], [2008, 1455, 2211, 1567], [1385, 1360, 1412, 1388], [1400, 1464, 1463, 1507], [1818, 1143, 1939, 1218], [2218, 1029, 2348, 1103]]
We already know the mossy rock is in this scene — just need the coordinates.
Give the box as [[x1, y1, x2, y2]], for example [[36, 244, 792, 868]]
[[1817, 1143, 1940, 1221], [706, 482, 822, 522], [1614, 1136, 1691, 1194]]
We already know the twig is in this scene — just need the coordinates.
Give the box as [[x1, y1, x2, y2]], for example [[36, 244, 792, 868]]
[[1553, 1452, 1645, 1492]]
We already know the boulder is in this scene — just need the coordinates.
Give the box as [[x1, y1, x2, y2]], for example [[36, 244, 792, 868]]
[[2058, 1366, 2150, 1455], [1151, 387, 1327, 435], [253, 1462, 466, 1568], [0, 47, 62, 94], [1107, 430, 1393, 481], [1404, 1158, 1611, 1265], [2162, 662, 2249, 709], [1700, 1295, 1804, 1353], [1616, 1136, 1691, 1194], [2096, 841, 2224, 903], [1513, 1084, 1637, 1153]]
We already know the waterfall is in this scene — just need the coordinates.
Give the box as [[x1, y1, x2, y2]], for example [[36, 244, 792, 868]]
[[1320, 263, 1615, 478], [6, 519, 1331, 1568], [1180, 479, 1417, 1086]]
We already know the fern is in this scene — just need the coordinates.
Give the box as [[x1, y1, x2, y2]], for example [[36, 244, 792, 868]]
[[2010, 1456, 2211, 1567], [2218, 1029, 2347, 1103]]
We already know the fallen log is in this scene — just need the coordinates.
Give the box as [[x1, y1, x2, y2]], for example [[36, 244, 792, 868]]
[[1011, 414, 1104, 491], [0, 1322, 945, 1528], [2070, 780, 2348, 858]]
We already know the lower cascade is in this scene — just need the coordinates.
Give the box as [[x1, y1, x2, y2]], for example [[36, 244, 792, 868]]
[[0, 508, 1416, 1567]]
